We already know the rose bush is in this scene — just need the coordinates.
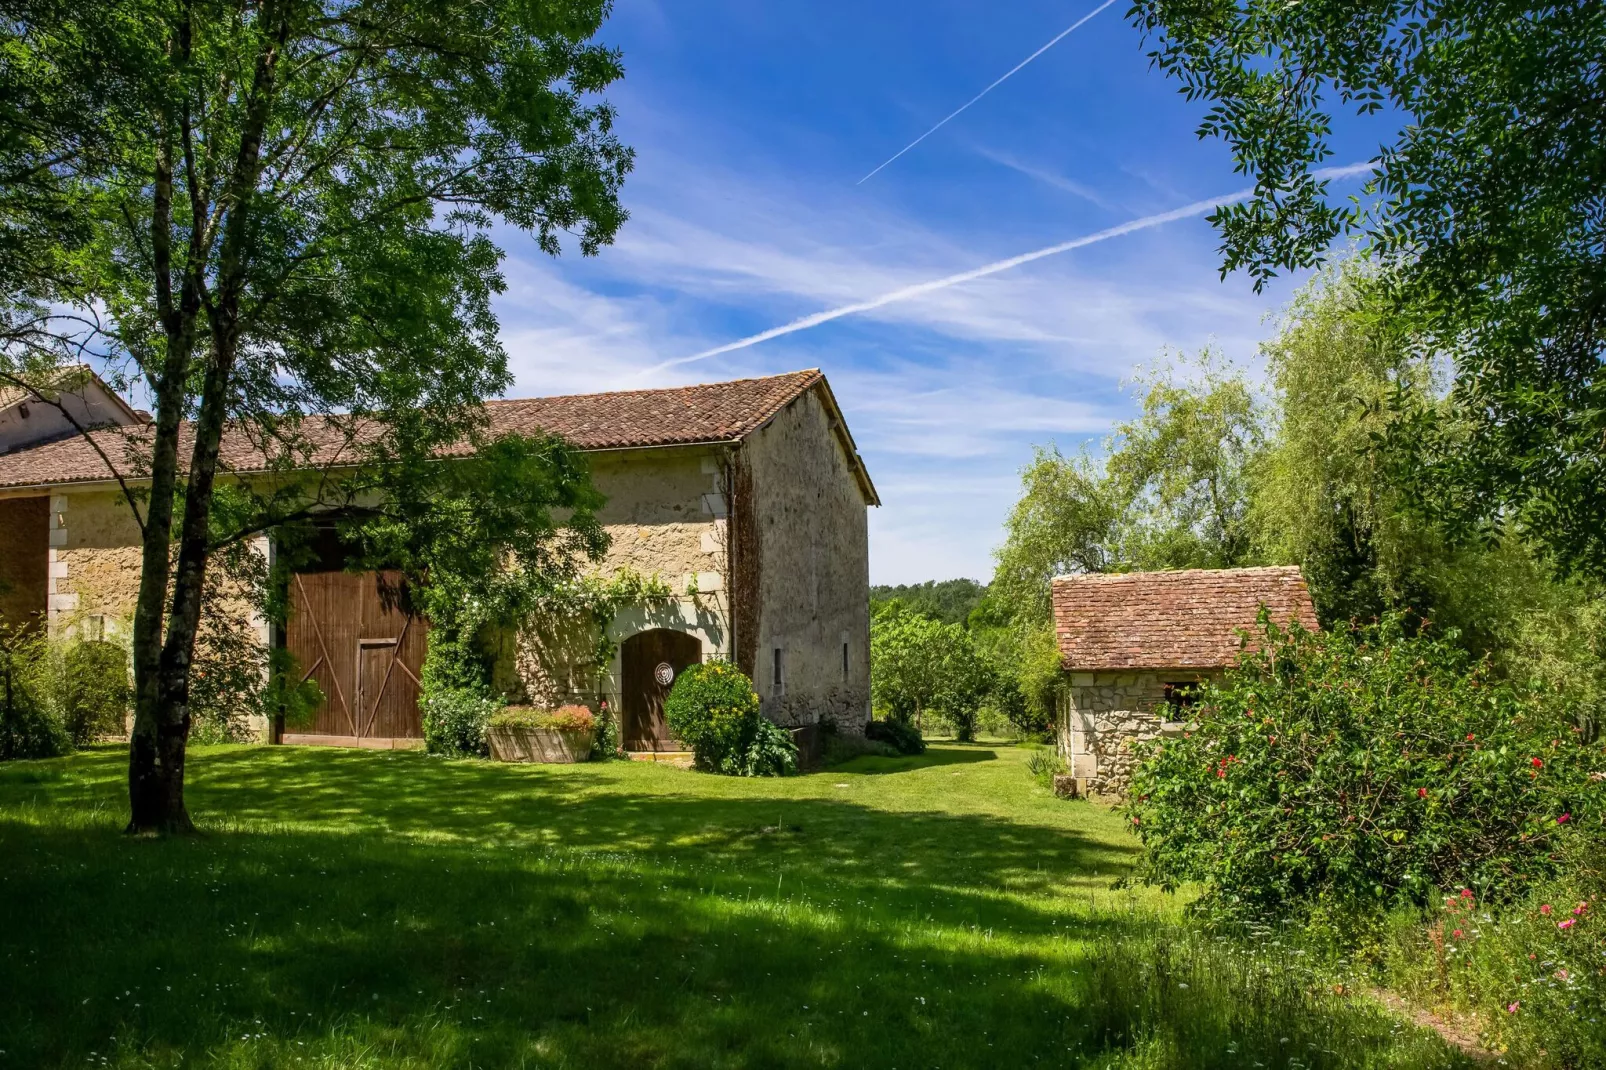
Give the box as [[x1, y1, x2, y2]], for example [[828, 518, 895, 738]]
[[1126, 613, 1603, 922]]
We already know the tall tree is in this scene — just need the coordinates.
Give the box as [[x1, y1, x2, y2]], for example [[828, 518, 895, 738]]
[[992, 358, 1264, 617], [1131, 0, 1606, 577], [0, 0, 631, 831]]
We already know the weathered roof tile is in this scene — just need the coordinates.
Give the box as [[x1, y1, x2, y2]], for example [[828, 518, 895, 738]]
[[1051, 566, 1319, 671], [0, 370, 826, 489]]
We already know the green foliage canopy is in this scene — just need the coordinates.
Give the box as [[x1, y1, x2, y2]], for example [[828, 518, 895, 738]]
[[1131, 0, 1606, 578], [869, 607, 994, 742], [993, 358, 1264, 617], [0, 0, 631, 829]]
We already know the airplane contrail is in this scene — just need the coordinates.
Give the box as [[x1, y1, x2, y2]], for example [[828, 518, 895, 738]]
[[858, 0, 1118, 185], [648, 162, 1376, 375]]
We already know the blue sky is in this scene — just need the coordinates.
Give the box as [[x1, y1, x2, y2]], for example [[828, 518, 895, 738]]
[[494, 0, 1381, 585]]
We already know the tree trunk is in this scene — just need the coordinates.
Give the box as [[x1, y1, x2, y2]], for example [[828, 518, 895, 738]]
[[127, 125, 201, 835], [126, 2, 286, 834]]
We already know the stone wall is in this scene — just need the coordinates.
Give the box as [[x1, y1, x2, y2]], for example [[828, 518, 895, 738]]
[[511, 445, 734, 710], [1059, 670, 1209, 794], [48, 489, 144, 640], [741, 388, 872, 731], [0, 495, 48, 630]]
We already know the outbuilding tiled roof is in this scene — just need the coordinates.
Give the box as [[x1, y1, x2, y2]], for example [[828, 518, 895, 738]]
[[0, 370, 850, 490], [1052, 566, 1319, 672]]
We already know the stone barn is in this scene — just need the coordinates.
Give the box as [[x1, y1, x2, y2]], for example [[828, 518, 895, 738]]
[[0, 369, 878, 753], [1051, 566, 1319, 794]]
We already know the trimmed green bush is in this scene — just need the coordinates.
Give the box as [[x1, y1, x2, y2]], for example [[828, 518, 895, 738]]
[[1127, 613, 1602, 923], [0, 629, 70, 761], [421, 688, 500, 758], [664, 661, 795, 776], [58, 641, 129, 746], [865, 717, 925, 755]]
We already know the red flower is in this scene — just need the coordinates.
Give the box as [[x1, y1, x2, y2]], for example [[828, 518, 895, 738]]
[[1452, 929, 1464, 939], [1417, 787, 1429, 798], [1466, 733, 1475, 741], [1540, 904, 1553, 916], [1531, 757, 1544, 769], [1460, 889, 1474, 900]]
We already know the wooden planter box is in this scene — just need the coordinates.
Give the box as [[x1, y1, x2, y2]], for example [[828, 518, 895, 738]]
[[487, 724, 594, 764]]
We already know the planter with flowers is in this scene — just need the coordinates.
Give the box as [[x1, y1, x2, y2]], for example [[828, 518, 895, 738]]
[[487, 705, 596, 763]]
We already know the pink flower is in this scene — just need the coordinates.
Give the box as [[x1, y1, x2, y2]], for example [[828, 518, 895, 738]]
[[1453, 929, 1464, 939], [1575, 902, 1589, 916], [1559, 918, 1576, 930], [1507, 1002, 1520, 1014], [1557, 813, 1571, 823], [1541, 904, 1553, 915], [1556, 969, 1570, 980], [1460, 889, 1474, 900]]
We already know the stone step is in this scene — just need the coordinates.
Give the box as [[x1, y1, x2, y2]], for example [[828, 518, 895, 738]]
[[627, 750, 694, 763]]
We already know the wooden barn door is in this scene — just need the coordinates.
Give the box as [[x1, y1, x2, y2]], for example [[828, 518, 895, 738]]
[[621, 629, 702, 752], [284, 571, 427, 745]]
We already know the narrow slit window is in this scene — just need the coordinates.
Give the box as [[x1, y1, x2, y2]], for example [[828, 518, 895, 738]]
[[773, 647, 785, 697], [842, 641, 849, 681]]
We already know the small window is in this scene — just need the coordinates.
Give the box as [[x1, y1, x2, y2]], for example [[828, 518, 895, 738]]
[[773, 647, 785, 697], [1163, 681, 1200, 715], [842, 641, 849, 681]]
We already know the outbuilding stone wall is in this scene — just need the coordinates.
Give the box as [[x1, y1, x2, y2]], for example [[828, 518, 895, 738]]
[[1059, 670, 1206, 794]]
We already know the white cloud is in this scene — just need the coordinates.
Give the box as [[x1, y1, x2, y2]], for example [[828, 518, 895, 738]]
[[490, 154, 1301, 582]]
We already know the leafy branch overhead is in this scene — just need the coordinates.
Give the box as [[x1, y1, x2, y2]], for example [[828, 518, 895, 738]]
[[1132, 0, 1606, 578], [0, 0, 633, 831]]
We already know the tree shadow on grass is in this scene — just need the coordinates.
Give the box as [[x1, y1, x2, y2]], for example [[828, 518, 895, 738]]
[[827, 747, 997, 774], [0, 748, 1472, 1069]]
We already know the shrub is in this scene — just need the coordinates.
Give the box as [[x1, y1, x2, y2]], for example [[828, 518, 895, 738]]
[[56, 641, 129, 745], [865, 717, 925, 755], [488, 705, 595, 733], [0, 629, 70, 761], [1127, 613, 1602, 923], [743, 718, 799, 777], [421, 688, 500, 757], [1024, 744, 1067, 788], [664, 661, 796, 776], [592, 699, 622, 760]]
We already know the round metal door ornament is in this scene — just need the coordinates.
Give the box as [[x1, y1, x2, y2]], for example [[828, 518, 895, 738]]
[[653, 662, 675, 686]]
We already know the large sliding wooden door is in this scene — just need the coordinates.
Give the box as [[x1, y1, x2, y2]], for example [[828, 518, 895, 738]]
[[283, 571, 427, 745]]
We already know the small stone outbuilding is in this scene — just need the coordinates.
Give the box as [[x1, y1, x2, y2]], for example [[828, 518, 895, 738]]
[[1052, 566, 1319, 794]]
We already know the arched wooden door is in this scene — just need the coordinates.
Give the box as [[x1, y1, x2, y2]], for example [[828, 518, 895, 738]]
[[621, 629, 703, 752]]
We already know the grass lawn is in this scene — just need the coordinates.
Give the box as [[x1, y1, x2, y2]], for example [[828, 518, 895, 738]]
[[0, 742, 1471, 1068]]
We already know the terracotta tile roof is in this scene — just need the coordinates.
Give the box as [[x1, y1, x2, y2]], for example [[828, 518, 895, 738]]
[[1052, 566, 1319, 672], [0, 370, 840, 490]]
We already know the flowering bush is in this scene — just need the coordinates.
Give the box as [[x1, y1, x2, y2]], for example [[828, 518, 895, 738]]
[[421, 688, 500, 757], [488, 705, 596, 733], [665, 661, 796, 776], [1126, 613, 1603, 922], [1380, 884, 1605, 1066]]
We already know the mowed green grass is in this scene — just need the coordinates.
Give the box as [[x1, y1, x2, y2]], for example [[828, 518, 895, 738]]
[[0, 743, 1468, 1069]]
